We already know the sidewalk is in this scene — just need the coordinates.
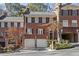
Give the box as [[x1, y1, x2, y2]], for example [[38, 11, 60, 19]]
[[19, 48, 56, 53]]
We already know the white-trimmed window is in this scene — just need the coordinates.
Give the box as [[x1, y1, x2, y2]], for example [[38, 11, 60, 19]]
[[27, 28, 32, 34], [1, 22, 4, 28], [0, 32, 3, 36], [17, 22, 20, 28], [37, 28, 43, 35], [63, 20, 68, 27], [27, 18, 31, 23], [35, 19, 39, 23], [72, 20, 77, 27], [42, 18, 46, 23]]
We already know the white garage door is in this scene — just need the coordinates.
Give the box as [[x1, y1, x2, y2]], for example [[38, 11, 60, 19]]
[[24, 39, 35, 48], [37, 39, 47, 47]]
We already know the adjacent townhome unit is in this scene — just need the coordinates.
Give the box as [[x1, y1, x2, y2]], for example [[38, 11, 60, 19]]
[[57, 4, 79, 42], [23, 12, 56, 49], [0, 17, 24, 47]]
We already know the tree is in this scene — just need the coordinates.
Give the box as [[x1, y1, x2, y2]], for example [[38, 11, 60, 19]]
[[28, 3, 48, 12], [18, 8, 26, 16], [5, 3, 26, 16], [37, 21, 62, 49], [6, 28, 23, 47]]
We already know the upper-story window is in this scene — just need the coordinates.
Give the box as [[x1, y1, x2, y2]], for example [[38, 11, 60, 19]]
[[63, 20, 68, 27], [37, 28, 43, 35], [39, 17, 42, 23], [0, 32, 4, 36], [31, 17, 35, 23], [68, 10, 72, 16], [35, 18, 39, 23], [72, 20, 77, 27], [46, 17, 49, 23], [62, 10, 68, 16], [4, 22, 8, 28], [26, 28, 32, 34], [17, 22, 20, 28], [42, 18, 46, 23], [27, 18, 31, 23], [11, 22, 14, 27], [1, 22, 4, 28], [72, 10, 77, 16]]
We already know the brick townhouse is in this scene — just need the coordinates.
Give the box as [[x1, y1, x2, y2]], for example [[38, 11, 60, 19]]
[[22, 4, 79, 49], [23, 12, 56, 48], [0, 17, 24, 47], [57, 4, 79, 43], [0, 3, 79, 49]]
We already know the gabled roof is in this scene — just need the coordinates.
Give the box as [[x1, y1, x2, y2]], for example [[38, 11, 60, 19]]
[[0, 17, 23, 22], [25, 11, 56, 17], [61, 4, 79, 10]]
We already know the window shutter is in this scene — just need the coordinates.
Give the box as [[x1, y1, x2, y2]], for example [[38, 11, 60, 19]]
[[39, 17, 42, 23], [32, 29, 33, 34], [26, 29, 27, 33], [36, 29, 38, 34], [43, 29, 45, 34], [46, 17, 49, 23], [77, 10, 79, 15]]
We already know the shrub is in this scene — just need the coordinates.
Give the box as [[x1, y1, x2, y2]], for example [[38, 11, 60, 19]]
[[54, 40, 72, 50], [0, 45, 4, 53], [3, 46, 13, 53], [47, 39, 72, 50]]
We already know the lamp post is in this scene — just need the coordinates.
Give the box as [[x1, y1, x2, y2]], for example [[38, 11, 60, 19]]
[[60, 29, 63, 40]]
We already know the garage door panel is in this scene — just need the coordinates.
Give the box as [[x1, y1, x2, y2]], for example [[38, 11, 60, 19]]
[[24, 39, 35, 48], [37, 39, 47, 47]]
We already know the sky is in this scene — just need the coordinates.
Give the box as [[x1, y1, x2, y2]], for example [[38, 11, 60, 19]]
[[0, 3, 79, 11], [0, 3, 55, 11]]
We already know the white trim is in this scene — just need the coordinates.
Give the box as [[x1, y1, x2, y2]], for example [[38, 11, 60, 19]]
[[63, 20, 68, 27]]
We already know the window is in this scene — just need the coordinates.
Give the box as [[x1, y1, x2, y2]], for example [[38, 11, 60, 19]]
[[72, 10, 77, 16], [68, 10, 72, 16], [17, 22, 20, 28], [0, 32, 3, 36], [27, 18, 31, 23], [4, 22, 8, 28], [72, 20, 77, 27], [63, 20, 68, 27], [37, 28, 43, 35], [31, 17, 35, 23], [62, 10, 68, 16], [39, 17, 42, 23], [1, 22, 4, 28], [27, 28, 32, 34], [35, 19, 38, 23], [11, 22, 14, 27], [42, 18, 46, 23], [46, 17, 49, 23]]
